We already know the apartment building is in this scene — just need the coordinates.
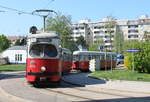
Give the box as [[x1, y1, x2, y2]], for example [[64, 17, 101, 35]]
[[72, 15, 150, 49]]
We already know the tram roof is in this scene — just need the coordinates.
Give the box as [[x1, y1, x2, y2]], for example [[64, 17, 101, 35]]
[[28, 31, 58, 39], [73, 51, 116, 55]]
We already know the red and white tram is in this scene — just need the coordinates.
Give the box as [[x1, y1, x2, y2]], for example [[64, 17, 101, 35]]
[[72, 51, 117, 71], [26, 31, 62, 84]]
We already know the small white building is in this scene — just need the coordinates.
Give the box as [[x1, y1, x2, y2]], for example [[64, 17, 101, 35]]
[[2, 46, 27, 64]]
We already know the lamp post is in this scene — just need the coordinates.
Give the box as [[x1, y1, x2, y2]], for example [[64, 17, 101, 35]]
[[32, 9, 57, 32]]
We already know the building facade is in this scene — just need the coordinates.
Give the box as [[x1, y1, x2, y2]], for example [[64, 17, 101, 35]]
[[72, 15, 150, 49], [2, 46, 27, 64]]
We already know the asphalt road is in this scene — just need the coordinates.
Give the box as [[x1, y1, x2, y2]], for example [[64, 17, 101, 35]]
[[0, 71, 150, 102], [0, 71, 69, 102]]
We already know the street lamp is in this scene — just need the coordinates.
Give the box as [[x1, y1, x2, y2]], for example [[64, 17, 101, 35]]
[[32, 9, 57, 32]]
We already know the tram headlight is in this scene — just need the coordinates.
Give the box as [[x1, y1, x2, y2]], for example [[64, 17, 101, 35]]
[[41, 66, 46, 72]]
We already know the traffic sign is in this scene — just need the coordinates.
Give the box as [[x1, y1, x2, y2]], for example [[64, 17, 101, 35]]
[[98, 45, 104, 50], [126, 49, 141, 53]]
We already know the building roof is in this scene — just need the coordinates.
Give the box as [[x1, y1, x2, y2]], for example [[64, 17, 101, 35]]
[[7, 36, 25, 41], [7, 46, 27, 50]]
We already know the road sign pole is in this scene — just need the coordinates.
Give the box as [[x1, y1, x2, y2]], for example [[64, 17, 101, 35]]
[[132, 52, 134, 71], [126, 49, 142, 71]]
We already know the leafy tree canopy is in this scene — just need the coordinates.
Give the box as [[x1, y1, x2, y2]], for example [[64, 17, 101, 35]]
[[0, 34, 11, 52], [76, 36, 88, 48], [89, 40, 104, 51], [14, 38, 27, 46], [124, 41, 150, 73], [46, 13, 78, 52], [46, 14, 72, 47]]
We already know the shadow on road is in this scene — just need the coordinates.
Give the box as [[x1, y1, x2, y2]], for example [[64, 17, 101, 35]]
[[60, 72, 106, 87], [0, 72, 25, 80], [27, 72, 106, 88], [77, 96, 150, 102]]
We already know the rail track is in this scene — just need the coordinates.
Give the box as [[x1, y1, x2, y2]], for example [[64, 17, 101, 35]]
[[1, 71, 150, 102], [40, 79, 150, 102]]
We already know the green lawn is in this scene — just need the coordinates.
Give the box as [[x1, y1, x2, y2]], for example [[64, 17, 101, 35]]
[[0, 64, 26, 72], [90, 69, 150, 82]]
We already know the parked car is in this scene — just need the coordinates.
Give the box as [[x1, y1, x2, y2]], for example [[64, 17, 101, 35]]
[[116, 54, 124, 65]]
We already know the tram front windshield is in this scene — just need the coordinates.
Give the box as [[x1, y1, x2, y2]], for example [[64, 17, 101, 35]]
[[29, 44, 58, 58]]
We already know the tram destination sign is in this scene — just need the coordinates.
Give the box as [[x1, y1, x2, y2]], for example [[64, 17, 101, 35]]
[[31, 38, 52, 43], [126, 49, 141, 53], [37, 38, 52, 42]]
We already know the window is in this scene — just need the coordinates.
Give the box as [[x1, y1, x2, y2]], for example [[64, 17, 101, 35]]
[[15, 54, 22, 62], [79, 27, 84, 30], [128, 35, 138, 38], [128, 30, 138, 33], [128, 25, 138, 28], [94, 26, 104, 29], [94, 31, 100, 34]]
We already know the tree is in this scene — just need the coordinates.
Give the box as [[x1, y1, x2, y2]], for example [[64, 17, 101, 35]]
[[143, 31, 150, 41], [113, 27, 124, 54], [15, 38, 27, 46], [89, 40, 104, 51], [124, 41, 150, 73], [46, 14, 73, 49], [67, 40, 78, 52], [0, 34, 11, 52], [76, 36, 88, 48]]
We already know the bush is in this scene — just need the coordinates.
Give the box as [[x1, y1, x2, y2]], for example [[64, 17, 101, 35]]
[[124, 56, 131, 69], [124, 41, 150, 73]]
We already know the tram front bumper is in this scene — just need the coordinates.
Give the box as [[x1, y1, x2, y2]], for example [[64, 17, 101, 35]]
[[27, 72, 60, 76]]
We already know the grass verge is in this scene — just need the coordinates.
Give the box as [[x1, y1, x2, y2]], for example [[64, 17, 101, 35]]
[[0, 64, 26, 72], [90, 69, 150, 82]]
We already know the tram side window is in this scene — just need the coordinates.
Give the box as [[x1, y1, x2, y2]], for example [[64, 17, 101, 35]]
[[96, 55, 100, 60], [73, 55, 79, 61], [101, 55, 105, 60], [63, 53, 71, 61], [80, 55, 84, 61], [85, 55, 89, 61], [68, 54, 72, 61], [88, 55, 92, 60], [106, 55, 111, 61], [112, 55, 117, 60], [63, 53, 66, 61]]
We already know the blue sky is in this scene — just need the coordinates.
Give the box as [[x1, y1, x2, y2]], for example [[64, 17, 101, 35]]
[[0, 0, 150, 36]]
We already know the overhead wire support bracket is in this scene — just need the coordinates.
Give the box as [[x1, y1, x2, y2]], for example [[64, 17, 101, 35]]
[[32, 9, 58, 32]]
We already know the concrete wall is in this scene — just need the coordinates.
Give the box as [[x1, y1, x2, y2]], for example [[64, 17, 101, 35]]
[[0, 57, 9, 65]]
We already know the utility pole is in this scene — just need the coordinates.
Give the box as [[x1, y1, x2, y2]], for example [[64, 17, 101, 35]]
[[32, 9, 57, 32]]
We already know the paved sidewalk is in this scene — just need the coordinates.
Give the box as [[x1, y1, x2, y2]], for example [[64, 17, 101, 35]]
[[62, 72, 150, 93]]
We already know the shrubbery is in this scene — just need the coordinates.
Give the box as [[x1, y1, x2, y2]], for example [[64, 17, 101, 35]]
[[124, 41, 150, 73]]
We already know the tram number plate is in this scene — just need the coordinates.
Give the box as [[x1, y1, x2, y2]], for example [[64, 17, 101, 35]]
[[40, 77, 46, 81]]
